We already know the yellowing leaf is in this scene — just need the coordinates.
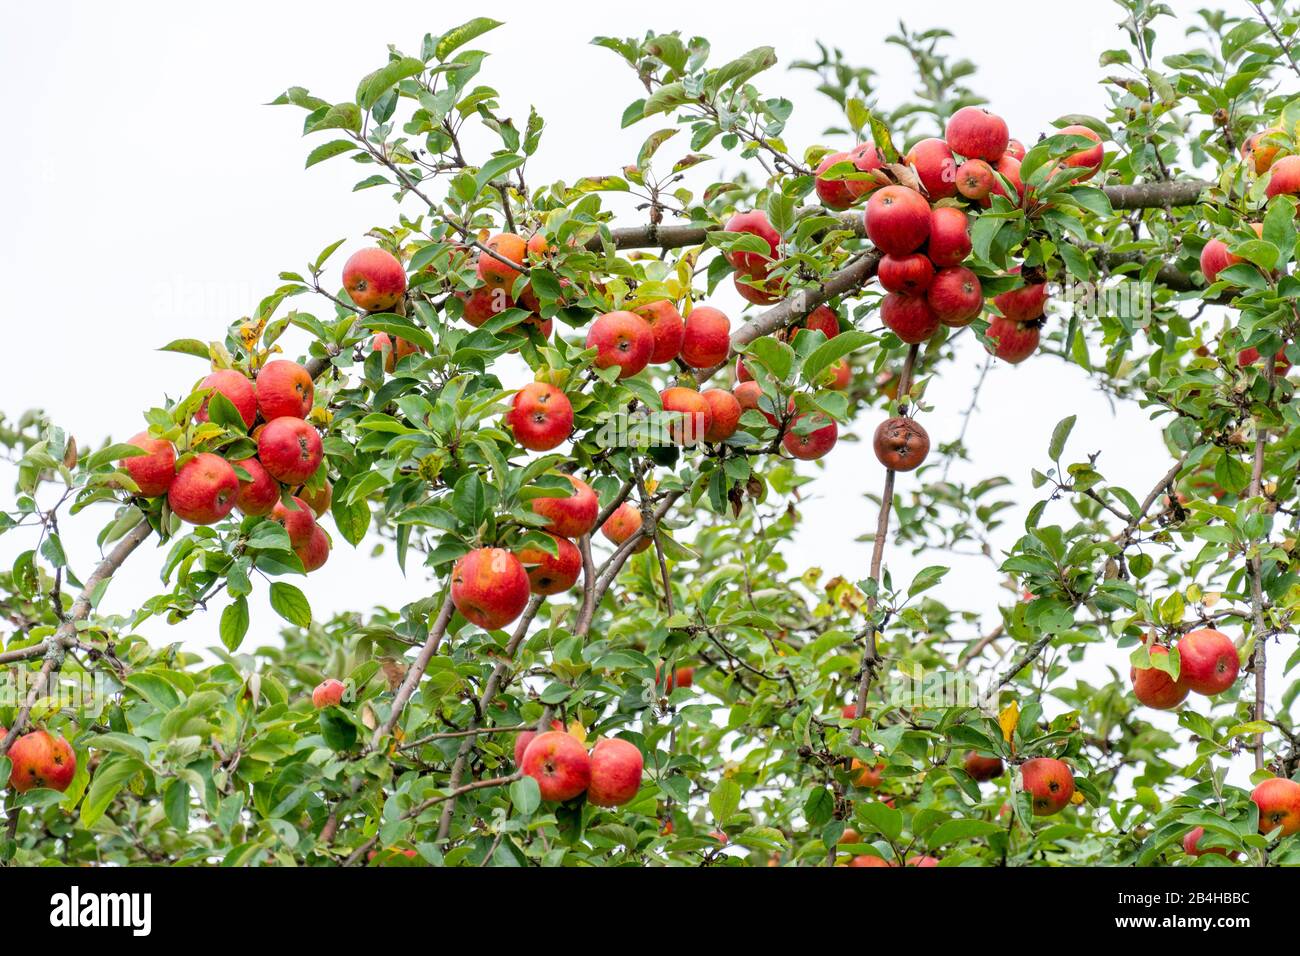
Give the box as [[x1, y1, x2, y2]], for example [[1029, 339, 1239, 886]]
[[998, 701, 1020, 745], [1070, 790, 1085, 805], [566, 720, 587, 743]]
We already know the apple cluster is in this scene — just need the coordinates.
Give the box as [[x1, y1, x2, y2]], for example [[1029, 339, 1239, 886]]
[[515, 726, 645, 808]]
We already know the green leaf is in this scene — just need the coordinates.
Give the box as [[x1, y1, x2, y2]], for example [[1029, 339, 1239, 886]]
[[88, 443, 147, 471], [220, 597, 250, 652], [305, 140, 355, 169], [357, 57, 426, 110], [435, 18, 503, 60], [159, 339, 210, 360], [709, 777, 741, 825], [801, 330, 871, 388], [928, 818, 1002, 849], [511, 776, 541, 816], [1048, 415, 1076, 461], [269, 582, 312, 627]]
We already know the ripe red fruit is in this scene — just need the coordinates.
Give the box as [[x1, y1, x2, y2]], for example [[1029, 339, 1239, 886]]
[[927, 266, 983, 327], [121, 432, 176, 497], [256, 360, 314, 421], [506, 383, 573, 452], [521, 731, 591, 802], [723, 210, 781, 276], [701, 388, 742, 442], [272, 496, 317, 547], [234, 457, 279, 516], [1175, 628, 1239, 695], [1005, 138, 1027, 161], [1020, 757, 1075, 816], [517, 533, 582, 595], [904, 137, 958, 200], [1241, 128, 1281, 175], [963, 751, 1004, 782], [1130, 644, 1189, 710], [881, 293, 941, 344], [450, 548, 531, 630], [733, 272, 781, 305], [865, 186, 932, 255], [371, 333, 421, 373], [660, 386, 712, 445], [195, 369, 258, 428], [5, 729, 76, 793], [873, 417, 930, 471], [657, 665, 695, 691], [783, 412, 838, 460], [1251, 777, 1300, 835], [733, 380, 765, 419], [514, 720, 566, 766], [878, 253, 935, 294], [295, 526, 330, 572], [987, 155, 1024, 205], [459, 286, 512, 327], [258, 417, 323, 485], [851, 759, 884, 788], [476, 233, 527, 292], [635, 300, 686, 364], [586, 311, 654, 379], [1238, 345, 1292, 374], [993, 281, 1049, 322], [814, 143, 885, 208], [1056, 125, 1104, 180], [826, 360, 852, 390], [985, 316, 1040, 364], [587, 737, 644, 807], [956, 159, 995, 201], [169, 453, 239, 524], [602, 503, 651, 553], [531, 475, 599, 539], [1182, 826, 1237, 859], [299, 479, 332, 517], [799, 305, 841, 340], [680, 306, 731, 369], [343, 247, 407, 311], [926, 207, 972, 267], [945, 106, 1010, 162], [312, 679, 345, 709], [847, 854, 891, 867]]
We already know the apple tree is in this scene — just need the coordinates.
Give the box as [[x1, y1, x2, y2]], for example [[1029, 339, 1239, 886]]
[[4, 1, 1300, 867]]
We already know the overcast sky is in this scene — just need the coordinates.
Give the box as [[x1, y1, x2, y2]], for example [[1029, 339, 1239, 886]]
[[0, 0, 1275, 790]]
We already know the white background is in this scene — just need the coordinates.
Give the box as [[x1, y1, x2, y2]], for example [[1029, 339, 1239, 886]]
[[0, 1, 1278, 791]]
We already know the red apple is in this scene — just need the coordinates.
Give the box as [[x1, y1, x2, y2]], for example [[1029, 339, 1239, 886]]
[[993, 281, 1049, 322], [343, 247, 407, 311], [1182, 826, 1238, 859], [312, 679, 345, 709], [701, 388, 742, 442], [459, 286, 513, 327], [450, 547, 531, 630], [873, 416, 929, 471], [926, 207, 972, 267], [945, 106, 1010, 162], [1251, 777, 1300, 835], [799, 305, 841, 340], [1175, 628, 1239, 696], [1238, 345, 1291, 374], [1056, 124, 1104, 180], [1005, 138, 1027, 161], [927, 266, 983, 327], [865, 186, 932, 255], [878, 253, 935, 294], [723, 210, 781, 276], [586, 311, 654, 379], [5, 729, 76, 793], [783, 412, 838, 460], [1020, 757, 1075, 816], [169, 453, 239, 524], [295, 525, 330, 572], [256, 360, 314, 421], [234, 457, 279, 517], [520, 731, 591, 802], [371, 333, 421, 373], [257, 417, 323, 485], [601, 503, 651, 553], [195, 369, 258, 428], [905, 137, 957, 200], [987, 155, 1024, 206], [476, 233, 527, 292], [635, 300, 686, 364], [985, 316, 1040, 364], [516, 533, 582, 595], [1131, 644, 1189, 710], [660, 386, 712, 445], [955, 159, 995, 201], [680, 306, 731, 369], [530, 475, 599, 539], [963, 751, 1004, 782], [881, 293, 941, 344], [121, 432, 175, 498], [587, 737, 644, 807], [271, 495, 317, 547], [1264, 154, 1300, 199], [506, 382, 573, 452]]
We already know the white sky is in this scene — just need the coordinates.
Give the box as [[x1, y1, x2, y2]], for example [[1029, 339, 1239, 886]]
[[0, 1, 1277, 791]]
